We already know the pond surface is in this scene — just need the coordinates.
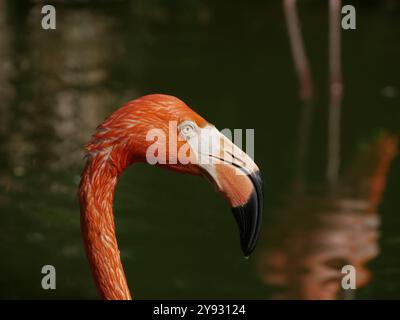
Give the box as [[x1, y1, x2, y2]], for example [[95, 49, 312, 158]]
[[0, 0, 399, 299]]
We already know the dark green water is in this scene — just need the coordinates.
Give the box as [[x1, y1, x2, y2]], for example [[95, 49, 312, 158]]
[[0, 0, 399, 299]]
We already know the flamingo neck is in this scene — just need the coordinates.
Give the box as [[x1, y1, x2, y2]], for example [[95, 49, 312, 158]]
[[79, 154, 132, 300]]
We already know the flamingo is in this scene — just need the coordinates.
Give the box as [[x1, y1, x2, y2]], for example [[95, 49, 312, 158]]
[[79, 94, 263, 300]]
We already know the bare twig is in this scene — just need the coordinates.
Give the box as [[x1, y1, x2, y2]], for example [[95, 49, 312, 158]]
[[327, 0, 343, 185], [283, 0, 315, 191], [283, 0, 314, 103]]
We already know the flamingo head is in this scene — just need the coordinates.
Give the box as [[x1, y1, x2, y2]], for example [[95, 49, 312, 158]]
[[87, 94, 263, 257]]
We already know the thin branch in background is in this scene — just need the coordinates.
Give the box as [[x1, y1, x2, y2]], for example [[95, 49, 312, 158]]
[[327, 0, 343, 185], [283, 0, 314, 103], [283, 0, 314, 191]]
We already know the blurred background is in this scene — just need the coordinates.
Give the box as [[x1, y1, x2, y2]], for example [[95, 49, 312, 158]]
[[0, 0, 399, 299]]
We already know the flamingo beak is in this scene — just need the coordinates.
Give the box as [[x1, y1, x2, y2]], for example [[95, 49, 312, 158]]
[[189, 126, 264, 257], [230, 170, 263, 257]]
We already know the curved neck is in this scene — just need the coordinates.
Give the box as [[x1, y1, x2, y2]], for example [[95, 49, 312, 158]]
[[79, 155, 132, 300]]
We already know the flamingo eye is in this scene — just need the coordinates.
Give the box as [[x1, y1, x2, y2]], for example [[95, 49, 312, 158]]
[[179, 121, 197, 139], [182, 125, 193, 134]]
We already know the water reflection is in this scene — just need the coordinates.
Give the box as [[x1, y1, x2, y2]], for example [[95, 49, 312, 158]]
[[0, 0, 16, 167], [283, 0, 314, 190], [0, 2, 127, 298], [0, 4, 125, 174], [258, 134, 398, 299], [27, 5, 122, 169], [260, 1, 399, 299], [259, 197, 379, 299]]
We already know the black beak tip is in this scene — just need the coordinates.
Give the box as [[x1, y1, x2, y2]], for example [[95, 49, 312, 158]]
[[242, 247, 253, 259], [231, 170, 263, 258]]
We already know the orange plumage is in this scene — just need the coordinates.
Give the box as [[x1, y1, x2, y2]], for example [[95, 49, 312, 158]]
[[79, 94, 263, 299]]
